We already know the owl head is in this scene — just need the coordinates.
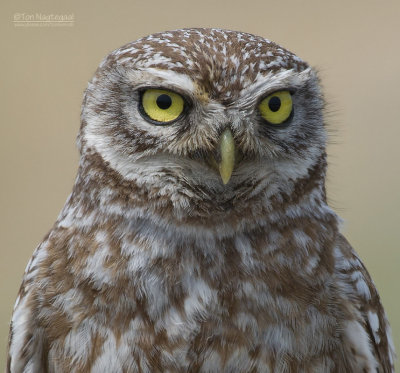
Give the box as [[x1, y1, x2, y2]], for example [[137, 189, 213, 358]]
[[78, 28, 327, 225]]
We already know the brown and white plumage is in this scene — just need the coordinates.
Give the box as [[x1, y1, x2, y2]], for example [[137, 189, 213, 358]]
[[7, 28, 395, 372]]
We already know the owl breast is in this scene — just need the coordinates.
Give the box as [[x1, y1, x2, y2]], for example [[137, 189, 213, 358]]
[[36, 220, 366, 373]]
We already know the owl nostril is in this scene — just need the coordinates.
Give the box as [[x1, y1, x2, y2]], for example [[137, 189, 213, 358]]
[[212, 147, 222, 163], [206, 153, 219, 172], [235, 149, 244, 164]]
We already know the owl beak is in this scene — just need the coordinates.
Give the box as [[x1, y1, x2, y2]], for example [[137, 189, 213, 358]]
[[217, 128, 235, 184]]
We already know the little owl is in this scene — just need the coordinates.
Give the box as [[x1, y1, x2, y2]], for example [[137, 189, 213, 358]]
[[7, 28, 395, 372]]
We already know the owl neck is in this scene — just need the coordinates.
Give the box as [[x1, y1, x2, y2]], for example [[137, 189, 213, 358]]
[[63, 150, 335, 235]]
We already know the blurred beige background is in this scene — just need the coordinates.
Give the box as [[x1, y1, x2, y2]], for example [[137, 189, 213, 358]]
[[1, 0, 399, 370]]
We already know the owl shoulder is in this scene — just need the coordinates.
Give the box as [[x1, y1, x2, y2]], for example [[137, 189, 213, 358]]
[[334, 234, 396, 372], [6, 239, 51, 373]]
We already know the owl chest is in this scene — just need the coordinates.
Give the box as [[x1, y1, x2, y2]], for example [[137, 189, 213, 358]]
[[56, 232, 341, 371], [101, 261, 340, 372]]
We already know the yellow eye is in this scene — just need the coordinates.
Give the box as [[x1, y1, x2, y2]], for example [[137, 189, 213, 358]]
[[141, 89, 185, 124], [258, 91, 293, 125]]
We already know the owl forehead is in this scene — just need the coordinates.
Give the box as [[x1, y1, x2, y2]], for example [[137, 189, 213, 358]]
[[105, 28, 308, 100]]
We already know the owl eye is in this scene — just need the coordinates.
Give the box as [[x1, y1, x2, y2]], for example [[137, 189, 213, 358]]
[[140, 89, 185, 124], [258, 90, 293, 125]]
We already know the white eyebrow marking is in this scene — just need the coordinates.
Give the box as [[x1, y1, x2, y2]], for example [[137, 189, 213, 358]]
[[126, 68, 195, 93], [234, 67, 315, 108]]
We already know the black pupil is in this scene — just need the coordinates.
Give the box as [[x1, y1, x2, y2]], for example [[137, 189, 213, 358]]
[[156, 94, 172, 110], [268, 96, 281, 112]]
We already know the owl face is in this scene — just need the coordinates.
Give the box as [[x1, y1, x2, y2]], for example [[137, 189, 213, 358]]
[[80, 28, 326, 214]]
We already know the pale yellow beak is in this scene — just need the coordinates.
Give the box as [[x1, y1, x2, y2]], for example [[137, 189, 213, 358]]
[[217, 128, 235, 184]]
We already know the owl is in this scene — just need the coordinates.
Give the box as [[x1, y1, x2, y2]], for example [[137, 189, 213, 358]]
[[7, 28, 395, 373]]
